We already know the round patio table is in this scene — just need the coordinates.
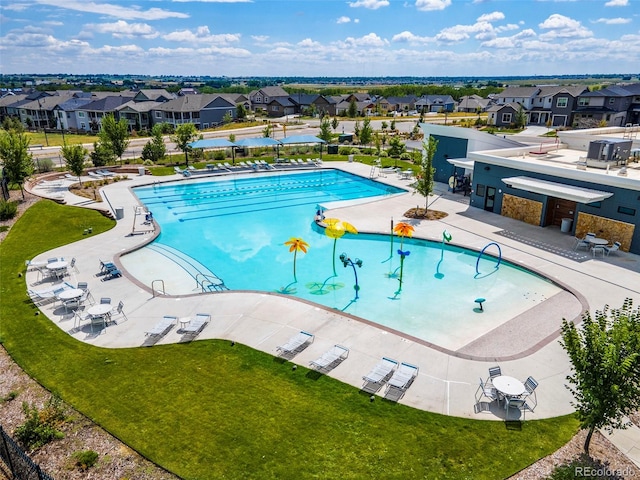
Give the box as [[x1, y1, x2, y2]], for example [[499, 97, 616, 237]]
[[46, 261, 68, 271], [87, 304, 113, 318], [58, 289, 83, 301], [492, 376, 526, 398]]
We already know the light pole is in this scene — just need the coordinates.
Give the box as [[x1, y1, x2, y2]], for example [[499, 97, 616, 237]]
[[339, 252, 363, 300], [37, 98, 49, 146]]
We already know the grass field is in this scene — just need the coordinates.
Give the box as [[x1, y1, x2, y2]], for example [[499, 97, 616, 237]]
[[0, 201, 579, 479]]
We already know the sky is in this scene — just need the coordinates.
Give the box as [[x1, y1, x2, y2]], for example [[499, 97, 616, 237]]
[[0, 0, 639, 78]]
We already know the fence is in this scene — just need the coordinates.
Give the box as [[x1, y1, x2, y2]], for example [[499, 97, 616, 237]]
[[0, 426, 54, 480]]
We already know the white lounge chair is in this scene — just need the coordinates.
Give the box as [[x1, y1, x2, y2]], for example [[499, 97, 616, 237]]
[[88, 171, 104, 179], [97, 169, 114, 177], [310, 345, 349, 371], [181, 313, 210, 339], [145, 316, 176, 339], [174, 166, 191, 177], [386, 362, 419, 390], [362, 357, 398, 385], [276, 331, 314, 356]]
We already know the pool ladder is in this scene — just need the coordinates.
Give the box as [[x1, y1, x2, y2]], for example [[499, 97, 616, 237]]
[[151, 279, 166, 297], [195, 273, 229, 292]]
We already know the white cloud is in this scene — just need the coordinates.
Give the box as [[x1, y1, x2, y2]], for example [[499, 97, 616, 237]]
[[594, 17, 632, 24], [162, 26, 241, 44], [538, 14, 592, 40], [87, 20, 159, 39], [477, 11, 505, 23], [337, 16, 351, 24], [496, 24, 520, 32], [354, 18, 360, 23], [4, 3, 30, 12], [348, 0, 389, 9], [391, 30, 433, 44], [415, 0, 451, 11], [480, 28, 536, 49], [172, 0, 252, 2], [605, 0, 628, 6], [33, 0, 189, 21], [251, 35, 269, 42], [341, 32, 389, 48]]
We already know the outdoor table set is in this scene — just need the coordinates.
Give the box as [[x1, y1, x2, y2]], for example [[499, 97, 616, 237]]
[[475, 366, 538, 420]]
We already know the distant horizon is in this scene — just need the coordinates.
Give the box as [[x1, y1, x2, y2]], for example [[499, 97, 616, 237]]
[[1, 0, 638, 77]]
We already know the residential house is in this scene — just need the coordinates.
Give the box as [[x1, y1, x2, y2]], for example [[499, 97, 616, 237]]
[[527, 86, 587, 127], [311, 95, 337, 117], [151, 94, 236, 129], [415, 95, 456, 113], [74, 93, 135, 132], [266, 96, 297, 118], [457, 95, 491, 113], [573, 83, 640, 128], [289, 93, 320, 115], [495, 86, 540, 110], [486, 103, 521, 127], [249, 86, 289, 112], [385, 96, 417, 113]]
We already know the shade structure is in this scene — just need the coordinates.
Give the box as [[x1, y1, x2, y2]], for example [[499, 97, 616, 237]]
[[235, 137, 281, 147], [188, 138, 237, 149], [278, 135, 327, 145], [502, 176, 614, 204]]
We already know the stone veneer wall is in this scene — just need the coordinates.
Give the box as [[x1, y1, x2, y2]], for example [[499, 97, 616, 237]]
[[501, 194, 542, 226], [575, 212, 634, 252]]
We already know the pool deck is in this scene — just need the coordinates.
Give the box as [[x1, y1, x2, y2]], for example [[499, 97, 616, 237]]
[[25, 163, 640, 436]]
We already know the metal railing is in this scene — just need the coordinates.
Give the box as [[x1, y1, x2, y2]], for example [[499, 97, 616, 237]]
[[0, 425, 55, 480]]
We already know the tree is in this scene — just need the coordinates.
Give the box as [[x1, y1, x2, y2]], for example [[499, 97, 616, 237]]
[[414, 137, 437, 212], [331, 117, 339, 132], [0, 129, 33, 199], [236, 103, 247, 120], [390, 119, 396, 131], [387, 136, 406, 157], [172, 123, 198, 166], [515, 105, 527, 129], [318, 118, 332, 143], [381, 121, 388, 132], [347, 98, 358, 118], [62, 143, 88, 185], [262, 123, 272, 138], [90, 141, 115, 167], [353, 120, 361, 143], [359, 118, 373, 146], [98, 114, 130, 165], [141, 124, 167, 164], [560, 298, 640, 454], [223, 112, 233, 125]]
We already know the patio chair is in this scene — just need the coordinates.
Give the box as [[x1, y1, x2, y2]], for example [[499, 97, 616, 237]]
[[522, 376, 538, 411], [109, 301, 128, 324], [604, 241, 621, 256], [574, 233, 595, 251], [309, 345, 349, 372], [505, 397, 533, 421], [90, 314, 106, 334], [100, 297, 111, 305], [362, 357, 398, 387], [475, 377, 498, 404], [487, 366, 502, 382], [385, 362, 419, 399], [276, 331, 314, 356], [69, 257, 79, 273]]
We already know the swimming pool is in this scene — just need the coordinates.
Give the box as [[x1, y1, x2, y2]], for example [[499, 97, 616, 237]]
[[127, 169, 563, 350]]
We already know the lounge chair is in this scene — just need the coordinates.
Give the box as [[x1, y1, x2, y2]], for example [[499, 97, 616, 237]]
[[181, 313, 210, 339], [97, 169, 114, 177], [174, 166, 191, 177], [276, 330, 314, 356], [223, 162, 234, 170], [88, 171, 104, 179], [386, 362, 418, 390], [309, 345, 349, 371], [384, 362, 419, 401], [145, 316, 176, 339], [362, 357, 398, 387]]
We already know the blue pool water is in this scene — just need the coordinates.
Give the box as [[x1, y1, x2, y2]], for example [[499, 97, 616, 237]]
[[132, 169, 562, 349]]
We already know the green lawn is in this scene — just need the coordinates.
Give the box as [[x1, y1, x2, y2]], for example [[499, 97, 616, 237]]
[[0, 201, 579, 479]]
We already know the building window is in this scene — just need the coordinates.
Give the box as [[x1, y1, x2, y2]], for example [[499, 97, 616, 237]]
[[578, 98, 590, 106], [618, 206, 636, 216], [78, 112, 85, 117], [476, 184, 486, 197], [556, 97, 568, 108], [155, 111, 162, 118], [609, 98, 615, 105], [501, 113, 512, 123]]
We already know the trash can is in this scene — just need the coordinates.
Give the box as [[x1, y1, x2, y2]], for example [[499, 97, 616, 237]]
[[348, 154, 354, 163], [560, 218, 573, 233], [138, 167, 145, 176], [115, 206, 125, 220]]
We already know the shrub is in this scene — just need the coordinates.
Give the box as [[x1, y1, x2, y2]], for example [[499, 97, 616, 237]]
[[72, 450, 99, 471], [379, 151, 389, 157], [35, 158, 55, 173], [350, 147, 360, 155], [14, 395, 66, 450], [214, 151, 225, 161], [0, 200, 18, 221], [2, 391, 18, 403], [400, 152, 412, 161], [143, 159, 154, 166], [338, 147, 352, 155]]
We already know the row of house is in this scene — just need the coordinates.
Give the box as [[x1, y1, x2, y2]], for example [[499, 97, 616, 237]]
[[0, 86, 461, 133], [487, 83, 640, 128]]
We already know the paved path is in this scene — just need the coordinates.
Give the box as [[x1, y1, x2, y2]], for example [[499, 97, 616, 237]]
[[24, 162, 640, 465]]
